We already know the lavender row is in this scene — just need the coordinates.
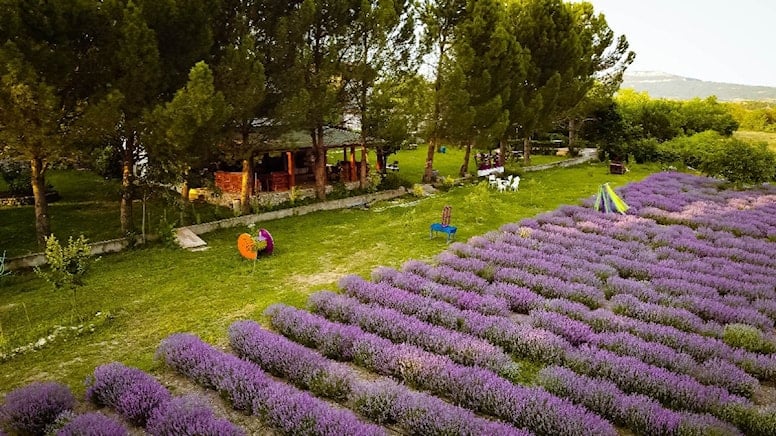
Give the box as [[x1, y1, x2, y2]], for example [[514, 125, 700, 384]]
[[544, 298, 776, 380], [228, 320, 530, 436], [156, 333, 385, 436], [307, 291, 520, 376], [530, 310, 759, 397], [606, 276, 774, 331], [340, 275, 568, 363], [564, 344, 749, 418], [401, 259, 491, 293], [85, 362, 244, 435], [622, 173, 776, 239], [505, 210, 776, 289], [537, 366, 741, 436], [266, 304, 617, 436], [371, 266, 512, 316], [447, 241, 614, 287], [611, 294, 724, 337], [493, 266, 606, 309]]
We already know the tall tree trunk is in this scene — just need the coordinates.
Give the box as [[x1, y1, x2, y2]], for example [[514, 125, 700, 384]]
[[312, 126, 326, 200], [460, 143, 472, 177], [30, 156, 50, 248], [240, 153, 254, 215], [376, 148, 385, 172], [523, 136, 532, 164], [499, 138, 507, 167], [120, 135, 135, 234], [568, 118, 578, 155], [423, 141, 436, 183]]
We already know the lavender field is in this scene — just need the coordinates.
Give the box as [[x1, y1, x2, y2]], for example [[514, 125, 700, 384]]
[[3, 171, 776, 435]]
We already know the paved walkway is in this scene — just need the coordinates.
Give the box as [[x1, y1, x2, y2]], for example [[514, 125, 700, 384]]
[[521, 148, 598, 172]]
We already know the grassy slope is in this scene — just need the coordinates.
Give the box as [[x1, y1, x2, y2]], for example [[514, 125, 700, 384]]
[[734, 130, 776, 151], [0, 150, 659, 394]]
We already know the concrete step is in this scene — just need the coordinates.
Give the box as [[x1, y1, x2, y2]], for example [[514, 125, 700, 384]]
[[175, 227, 208, 250]]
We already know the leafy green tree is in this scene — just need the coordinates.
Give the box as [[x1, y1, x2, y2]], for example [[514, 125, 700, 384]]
[[275, 0, 361, 199], [365, 75, 432, 172], [680, 97, 738, 136], [699, 138, 776, 186], [446, 0, 516, 176], [418, 0, 467, 182], [505, 0, 575, 163], [77, 0, 219, 234], [146, 62, 230, 202], [347, 0, 415, 188], [0, 1, 105, 247], [557, 2, 634, 152]]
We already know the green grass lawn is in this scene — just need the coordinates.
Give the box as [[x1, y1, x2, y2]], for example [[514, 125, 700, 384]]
[[0, 170, 234, 257], [0, 158, 660, 394]]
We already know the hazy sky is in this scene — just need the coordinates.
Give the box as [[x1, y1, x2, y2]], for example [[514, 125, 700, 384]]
[[586, 0, 776, 87]]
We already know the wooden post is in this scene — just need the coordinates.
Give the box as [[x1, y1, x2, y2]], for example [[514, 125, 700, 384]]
[[349, 145, 357, 182], [287, 151, 295, 188]]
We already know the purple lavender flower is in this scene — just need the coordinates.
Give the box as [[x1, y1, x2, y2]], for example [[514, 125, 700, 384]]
[[267, 304, 615, 436], [56, 412, 128, 436], [0, 381, 75, 435], [86, 363, 171, 426], [537, 366, 741, 436], [146, 395, 245, 436], [156, 332, 385, 436]]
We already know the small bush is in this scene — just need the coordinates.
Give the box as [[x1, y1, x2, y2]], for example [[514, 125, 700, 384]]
[[723, 323, 776, 354], [0, 160, 32, 196], [86, 362, 171, 426], [35, 235, 92, 291], [378, 172, 412, 191], [57, 412, 128, 436], [628, 138, 660, 164], [146, 395, 244, 436], [699, 139, 776, 186], [0, 381, 75, 435]]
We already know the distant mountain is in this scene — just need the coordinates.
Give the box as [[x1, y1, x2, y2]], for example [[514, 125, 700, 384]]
[[620, 71, 776, 102]]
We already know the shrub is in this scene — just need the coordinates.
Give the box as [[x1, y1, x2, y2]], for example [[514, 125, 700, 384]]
[[699, 139, 776, 186], [723, 324, 776, 354], [628, 138, 660, 164], [85, 363, 171, 426], [57, 412, 128, 436], [0, 160, 32, 196], [0, 381, 75, 435], [35, 235, 92, 291], [146, 395, 244, 436]]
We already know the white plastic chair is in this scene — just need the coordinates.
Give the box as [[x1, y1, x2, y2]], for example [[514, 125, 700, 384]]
[[488, 174, 498, 188], [510, 176, 520, 191]]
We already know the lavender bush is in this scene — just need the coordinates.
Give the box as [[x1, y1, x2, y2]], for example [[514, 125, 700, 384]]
[[307, 291, 519, 376], [86, 362, 171, 426], [146, 395, 245, 436], [267, 304, 616, 436], [0, 381, 75, 435], [156, 333, 385, 436], [229, 320, 529, 435], [537, 366, 740, 436], [56, 412, 128, 436]]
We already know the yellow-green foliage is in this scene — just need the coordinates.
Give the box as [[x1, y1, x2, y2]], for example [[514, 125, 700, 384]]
[[35, 235, 92, 291]]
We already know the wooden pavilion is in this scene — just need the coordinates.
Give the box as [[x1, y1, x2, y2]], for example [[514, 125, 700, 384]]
[[214, 127, 376, 195]]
